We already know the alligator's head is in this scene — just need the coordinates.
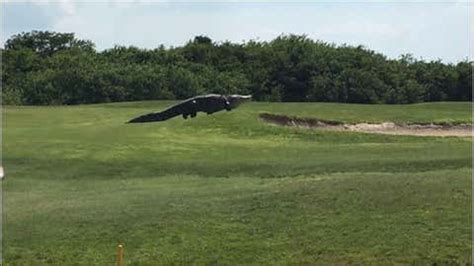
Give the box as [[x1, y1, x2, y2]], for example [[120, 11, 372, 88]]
[[226, 94, 252, 109]]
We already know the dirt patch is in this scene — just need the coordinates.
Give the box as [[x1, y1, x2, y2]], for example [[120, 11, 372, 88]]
[[259, 113, 473, 137]]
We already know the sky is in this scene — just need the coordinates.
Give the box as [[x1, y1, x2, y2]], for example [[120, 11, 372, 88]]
[[2, 0, 473, 63]]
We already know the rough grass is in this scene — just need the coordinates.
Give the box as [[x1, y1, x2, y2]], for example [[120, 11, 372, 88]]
[[3, 101, 472, 265]]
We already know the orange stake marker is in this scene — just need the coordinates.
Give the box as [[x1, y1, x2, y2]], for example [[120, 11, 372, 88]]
[[116, 244, 124, 266]]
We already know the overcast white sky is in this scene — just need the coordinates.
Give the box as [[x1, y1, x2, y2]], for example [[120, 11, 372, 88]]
[[2, 0, 473, 63]]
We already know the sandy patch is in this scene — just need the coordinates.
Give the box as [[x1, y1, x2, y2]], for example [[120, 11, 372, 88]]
[[260, 113, 472, 137]]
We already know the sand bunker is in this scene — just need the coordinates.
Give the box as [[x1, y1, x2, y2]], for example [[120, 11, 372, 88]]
[[260, 113, 472, 137]]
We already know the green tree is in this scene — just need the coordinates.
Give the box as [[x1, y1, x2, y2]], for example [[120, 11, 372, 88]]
[[3, 31, 472, 105], [6, 31, 95, 57]]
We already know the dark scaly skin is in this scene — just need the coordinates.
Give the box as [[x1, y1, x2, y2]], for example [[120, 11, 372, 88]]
[[128, 94, 251, 123]]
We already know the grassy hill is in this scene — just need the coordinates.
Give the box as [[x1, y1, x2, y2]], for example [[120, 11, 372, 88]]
[[3, 101, 472, 264]]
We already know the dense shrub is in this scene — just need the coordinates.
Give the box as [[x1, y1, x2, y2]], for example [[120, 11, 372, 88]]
[[2, 31, 472, 105]]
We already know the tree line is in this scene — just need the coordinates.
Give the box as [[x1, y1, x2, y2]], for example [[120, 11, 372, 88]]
[[2, 31, 472, 105]]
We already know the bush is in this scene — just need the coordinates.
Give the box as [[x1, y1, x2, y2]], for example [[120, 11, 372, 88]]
[[2, 31, 472, 105]]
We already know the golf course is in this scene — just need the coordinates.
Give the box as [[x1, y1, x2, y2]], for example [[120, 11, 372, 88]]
[[3, 101, 472, 265]]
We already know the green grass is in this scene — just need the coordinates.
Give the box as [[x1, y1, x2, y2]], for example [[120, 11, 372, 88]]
[[3, 101, 472, 265]]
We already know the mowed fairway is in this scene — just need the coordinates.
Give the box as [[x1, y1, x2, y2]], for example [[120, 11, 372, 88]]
[[3, 101, 472, 265]]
